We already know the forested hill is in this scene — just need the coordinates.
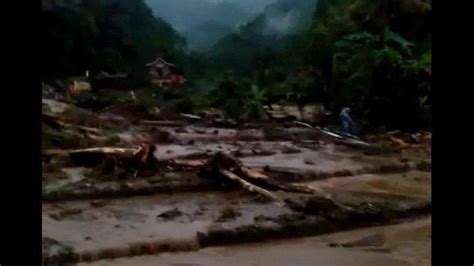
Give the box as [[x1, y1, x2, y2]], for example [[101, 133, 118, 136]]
[[206, 0, 318, 75], [301, 0, 431, 129], [204, 0, 431, 130], [42, 0, 184, 79], [41, 0, 432, 130]]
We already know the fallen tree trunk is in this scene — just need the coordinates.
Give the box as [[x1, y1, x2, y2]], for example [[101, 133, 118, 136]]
[[76, 125, 101, 135], [70, 147, 137, 157], [69, 147, 138, 167], [200, 152, 315, 200], [239, 168, 269, 180], [334, 138, 397, 153], [269, 183, 315, 194], [293, 121, 314, 129], [180, 113, 202, 120], [239, 168, 314, 194], [160, 159, 207, 172], [71, 143, 161, 178], [219, 169, 279, 202]]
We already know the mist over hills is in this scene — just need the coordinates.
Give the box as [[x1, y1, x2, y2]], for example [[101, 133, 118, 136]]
[[206, 0, 318, 75], [145, 0, 276, 51]]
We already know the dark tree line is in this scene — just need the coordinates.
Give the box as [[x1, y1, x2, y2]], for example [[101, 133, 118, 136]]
[[42, 0, 184, 80], [206, 0, 431, 130]]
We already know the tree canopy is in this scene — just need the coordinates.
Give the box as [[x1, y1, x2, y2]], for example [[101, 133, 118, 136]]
[[42, 0, 184, 79]]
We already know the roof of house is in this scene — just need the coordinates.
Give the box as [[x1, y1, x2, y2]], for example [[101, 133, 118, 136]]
[[146, 57, 175, 67]]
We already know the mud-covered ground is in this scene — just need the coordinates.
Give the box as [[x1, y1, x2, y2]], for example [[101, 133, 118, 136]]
[[42, 98, 431, 265], [80, 217, 431, 266]]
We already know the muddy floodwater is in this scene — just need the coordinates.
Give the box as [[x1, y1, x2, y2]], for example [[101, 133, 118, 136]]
[[42, 99, 431, 265], [81, 217, 430, 266]]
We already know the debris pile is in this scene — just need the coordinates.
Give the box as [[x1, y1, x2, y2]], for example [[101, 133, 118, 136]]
[[199, 152, 314, 202], [41, 90, 431, 265]]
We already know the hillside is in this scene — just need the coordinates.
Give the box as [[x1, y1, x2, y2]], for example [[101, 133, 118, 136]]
[[42, 0, 184, 79], [206, 0, 318, 75]]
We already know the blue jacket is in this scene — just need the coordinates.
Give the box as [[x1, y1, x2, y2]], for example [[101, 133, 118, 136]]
[[339, 109, 354, 125]]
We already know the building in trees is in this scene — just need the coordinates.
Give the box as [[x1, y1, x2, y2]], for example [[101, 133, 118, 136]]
[[146, 57, 186, 87], [146, 57, 175, 82]]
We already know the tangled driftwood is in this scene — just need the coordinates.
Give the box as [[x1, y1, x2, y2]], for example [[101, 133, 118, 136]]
[[200, 152, 314, 202]]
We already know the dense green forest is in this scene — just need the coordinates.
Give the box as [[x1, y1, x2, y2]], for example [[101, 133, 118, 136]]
[[206, 0, 431, 130], [301, 0, 432, 129], [42, 0, 184, 79], [42, 0, 431, 131]]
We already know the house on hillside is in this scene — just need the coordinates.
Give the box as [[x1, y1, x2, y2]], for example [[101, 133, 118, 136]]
[[146, 57, 186, 87], [146, 57, 174, 82], [88, 57, 186, 91]]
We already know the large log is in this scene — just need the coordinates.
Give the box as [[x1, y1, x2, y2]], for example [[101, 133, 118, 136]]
[[219, 169, 280, 202], [238, 168, 315, 194], [70, 147, 137, 157], [76, 125, 101, 135], [293, 121, 314, 129], [201, 152, 315, 198], [180, 113, 202, 120], [165, 159, 206, 170], [334, 138, 397, 153], [69, 147, 138, 167], [70, 143, 161, 178]]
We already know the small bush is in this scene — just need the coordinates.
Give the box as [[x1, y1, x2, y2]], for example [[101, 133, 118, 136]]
[[210, 72, 266, 119]]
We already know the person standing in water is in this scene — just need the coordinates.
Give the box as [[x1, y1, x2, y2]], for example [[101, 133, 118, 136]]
[[339, 107, 357, 136]]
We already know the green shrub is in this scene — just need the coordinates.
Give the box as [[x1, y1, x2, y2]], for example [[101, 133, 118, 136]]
[[210, 72, 266, 119]]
